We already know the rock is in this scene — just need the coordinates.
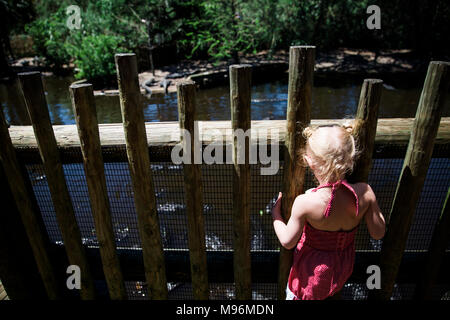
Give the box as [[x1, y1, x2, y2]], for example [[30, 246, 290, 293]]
[[159, 79, 172, 94], [383, 83, 396, 90], [165, 72, 185, 79], [142, 79, 153, 95]]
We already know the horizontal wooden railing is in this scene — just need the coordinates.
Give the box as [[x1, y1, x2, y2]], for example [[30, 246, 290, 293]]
[[8, 118, 450, 150]]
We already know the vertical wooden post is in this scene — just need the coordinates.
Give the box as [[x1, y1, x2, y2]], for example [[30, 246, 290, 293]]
[[347, 79, 383, 183], [115, 53, 167, 300], [0, 108, 60, 300], [278, 46, 315, 299], [70, 83, 127, 300], [415, 186, 450, 300], [18, 71, 96, 300], [370, 61, 450, 300], [177, 80, 209, 299], [230, 64, 252, 300]]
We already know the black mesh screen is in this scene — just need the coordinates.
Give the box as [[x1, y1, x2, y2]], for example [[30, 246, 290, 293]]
[[123, 281, 450, 300]]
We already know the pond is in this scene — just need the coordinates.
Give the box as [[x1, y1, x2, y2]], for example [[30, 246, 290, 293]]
[[2, 74, 449, 125]]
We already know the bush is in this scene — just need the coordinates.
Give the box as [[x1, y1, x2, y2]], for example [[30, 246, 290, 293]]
[[66, 34, 125, 85], [26, 2, 127, 83], [25, 8, 71, 69]]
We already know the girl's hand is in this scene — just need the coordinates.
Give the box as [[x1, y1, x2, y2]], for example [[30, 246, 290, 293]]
[[271, 192, 283, 220]]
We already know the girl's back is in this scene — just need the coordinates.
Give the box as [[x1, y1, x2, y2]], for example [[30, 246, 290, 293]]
[[305, 182, 373, 233]]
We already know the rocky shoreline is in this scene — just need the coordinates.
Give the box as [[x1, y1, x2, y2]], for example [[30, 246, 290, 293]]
[[8, 48, 433, 98]]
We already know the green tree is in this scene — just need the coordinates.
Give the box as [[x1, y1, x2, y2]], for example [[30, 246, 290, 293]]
[[0, 0, 35, 77], [183, 0, 259, 62]]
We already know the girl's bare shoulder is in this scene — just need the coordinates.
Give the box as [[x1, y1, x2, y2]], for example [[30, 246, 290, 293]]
[[349, 182, 376, 201], [291, 189, 329, 219], [291, 192, 320, 215]]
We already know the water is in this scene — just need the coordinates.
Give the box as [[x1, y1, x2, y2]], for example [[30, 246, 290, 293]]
[[2, 75, 449, 125]]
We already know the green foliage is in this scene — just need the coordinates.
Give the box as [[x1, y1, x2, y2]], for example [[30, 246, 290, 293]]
[[66, 34, 125, 82], [25, 0, 131, 80], [21, 0, 450, 81], [25, 8, 71, 68], [0, 0, 35, 76], [182, 0, 257, 61]]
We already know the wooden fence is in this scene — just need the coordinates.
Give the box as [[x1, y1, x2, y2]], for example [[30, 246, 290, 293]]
[[0, 47, 449, 300]]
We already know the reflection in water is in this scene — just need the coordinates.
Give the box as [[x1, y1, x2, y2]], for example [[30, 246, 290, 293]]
[[2, 75, 448, 125]]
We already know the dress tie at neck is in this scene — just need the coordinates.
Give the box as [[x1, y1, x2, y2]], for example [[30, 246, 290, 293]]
[[312, 180, 359, 218]]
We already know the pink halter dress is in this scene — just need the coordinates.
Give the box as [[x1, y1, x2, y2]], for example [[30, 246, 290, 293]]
[[286, 180, 359, 300]]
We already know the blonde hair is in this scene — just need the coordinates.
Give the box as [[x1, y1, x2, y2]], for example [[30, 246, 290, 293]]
[[301, 121, 360, 183]]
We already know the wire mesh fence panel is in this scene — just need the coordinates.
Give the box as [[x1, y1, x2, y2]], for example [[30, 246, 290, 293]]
[[202, 164, 234, 251], [151, 162, 188, 250], [407, 158, 450, 251], [251, 163, 283, 251], [125, 281, 149, 300], [26, 163, 62, 243], [123, 280, 450, 300], [63, 163, 98, 247], [104, 163, 139, 249]]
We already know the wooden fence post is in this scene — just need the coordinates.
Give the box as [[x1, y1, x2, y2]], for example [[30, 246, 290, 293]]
[[370, 61, 450, 300], [0, 107, 60, 300], [70, 82, 127, 300], [347, 79, 383, 183], [115, 53, 167, 299], [278, 46, 315, 300], [177, 80, 209, 299], [18, 71, 96, 300], [415, 186, 450, 299], [230, 64, 252, 300]]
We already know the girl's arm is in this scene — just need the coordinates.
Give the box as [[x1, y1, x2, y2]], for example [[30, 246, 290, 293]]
[[272, 193, 307, 249], [364, 186, 386, 240]]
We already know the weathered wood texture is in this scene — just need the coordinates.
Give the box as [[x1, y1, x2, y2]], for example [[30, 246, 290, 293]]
[[371, 61, 450, 300], [18, 72, 96, 300], [230, 64, 252, 300], [0, 107, 60, 300], [70, 83, 127, 300], [115, 53, 167, 299], [0, 281, 9, 300], [347, 79, 383, 183], [177, 81, 209, 300], [278, 46, 314, 299], [8, 118, 450, 151], [415, 186, 450, 299]]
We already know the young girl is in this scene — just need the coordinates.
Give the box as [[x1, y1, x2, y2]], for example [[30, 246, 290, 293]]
[[271, 123, 386, 300]]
